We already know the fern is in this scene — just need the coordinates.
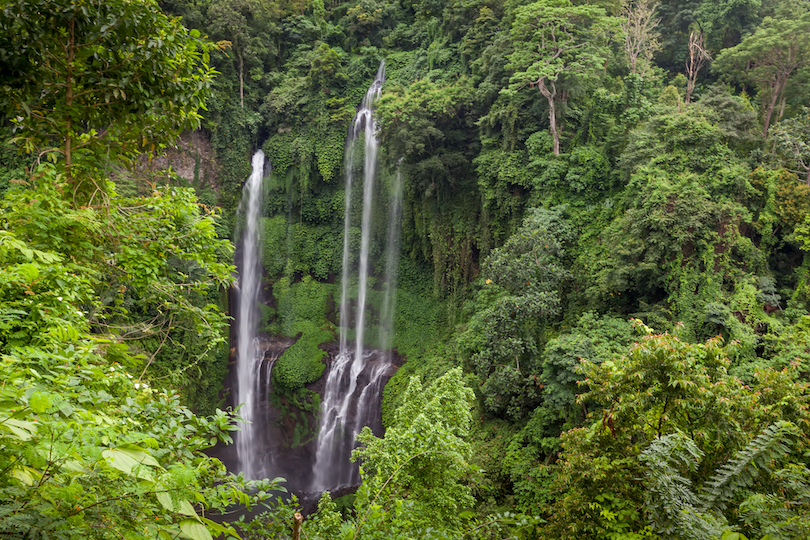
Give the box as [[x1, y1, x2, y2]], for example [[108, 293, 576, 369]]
[[0, 505, 71, 540], [639, 422, 800, 540], [700, 421, 797, 512], [738, 464, 810, 539], [640, 433, 724, 539]]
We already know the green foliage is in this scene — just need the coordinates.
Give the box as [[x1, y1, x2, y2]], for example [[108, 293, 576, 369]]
[[506, 0, 618, 94], [207, 0, 283, 110], [270, 277, 334, 391], [272, 321, 330, 390], [2, 165, 232, 356], [0, 129, 27, 199], [588, 105, 763, 334], [695, 0, 762, 50], [505, 0, 619, 154], [462, 207, 573, 420], [762, 313, 810, 369], [639, 421, 809, 539], [500, 408, 559, 513], [0, 0, 215, 189], [0, 2, 295, 537], [300, 368, 549, 539], [390, 259, 448, 356], [377, 79, 475, 165], [541, 312, 633, 413], [351, 368, 477, 535], [11, 0, 810, 534], [272, 275, 332, 333], [142, 2, 810, 537], [209, 104, 258, 218], [262, 217, 343, 280], [235, 495, 303, 540], [770, 107, 810, 183], [541, 327, 810, 538], [257, 38, 356, 196], [376, 78, 483, 295], [748, 167, 810, 261], [713, 13, 810, 137], [0, 205, 279, 538]]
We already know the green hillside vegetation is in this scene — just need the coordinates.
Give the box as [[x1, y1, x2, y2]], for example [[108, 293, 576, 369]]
[[2, 0, 810, 538]]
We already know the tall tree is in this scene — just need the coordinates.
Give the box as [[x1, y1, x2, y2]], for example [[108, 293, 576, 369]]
[[207, 0, 279, 109], [0, 0, 215, 190], [506, 0, 618, 155], [461, 207, 573, 419], [714, 14, 810, 138], [684, 29, 710, 106], [621, 0, 661, 78]]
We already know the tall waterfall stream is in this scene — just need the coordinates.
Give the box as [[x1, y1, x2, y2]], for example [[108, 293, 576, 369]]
[[228, 61, 402, 498], [234, 150, 268, 480]]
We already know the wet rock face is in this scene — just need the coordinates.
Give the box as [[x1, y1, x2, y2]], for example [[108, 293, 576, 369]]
[[138, 130, 219, 189], [210, 337, 400, 503]]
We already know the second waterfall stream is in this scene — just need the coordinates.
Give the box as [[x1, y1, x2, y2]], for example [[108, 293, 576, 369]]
[[311, 60, 403, 491]]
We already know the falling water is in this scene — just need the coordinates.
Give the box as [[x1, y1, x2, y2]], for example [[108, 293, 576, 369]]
[[378, 163, 404, 355], [351, 164, 403, 443], [235, 150, 268, 480], [312, 61, 402, 491]]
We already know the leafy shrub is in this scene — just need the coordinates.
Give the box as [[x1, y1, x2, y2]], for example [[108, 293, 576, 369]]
[[542, 312, 633, 413], [273, 320, 331, 391]]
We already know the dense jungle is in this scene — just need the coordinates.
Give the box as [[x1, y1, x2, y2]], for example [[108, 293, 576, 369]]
[[2, 0, 810, 538]]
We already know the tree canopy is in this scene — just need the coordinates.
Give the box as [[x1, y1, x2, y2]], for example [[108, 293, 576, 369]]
[[0, 0, 215, 189], [4, 0, 810, 538]]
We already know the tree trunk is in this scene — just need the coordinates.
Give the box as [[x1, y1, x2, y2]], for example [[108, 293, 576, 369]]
[[292, 512, 303, 540], [763, 84, 782, 139], [685, 31, 709, 108], [685, 78, 695, 107], [538, 78, 560, 156]]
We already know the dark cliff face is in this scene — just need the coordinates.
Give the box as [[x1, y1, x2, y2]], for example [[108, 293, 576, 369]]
[[106, 130, 223, 201], [209, 336, 400, 501], [139, 130, 220, 190]]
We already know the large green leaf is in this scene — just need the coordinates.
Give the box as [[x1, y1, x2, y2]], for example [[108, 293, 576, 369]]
[[200, 517, 236, 538], [10, 466, 42, 486], [0, 417, 38, 441], [180, 519, 213, 540], [102, 444, 160, 478], [157, 492, 197, 517]]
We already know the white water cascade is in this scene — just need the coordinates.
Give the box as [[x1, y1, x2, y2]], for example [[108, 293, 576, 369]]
[[312, 61, 402, 491], [235, 150, 269, 480]]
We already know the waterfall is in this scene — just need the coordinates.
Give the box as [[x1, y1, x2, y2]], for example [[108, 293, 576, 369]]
[[235, 150, 268, 480], [378, 163, 404, 356], [312, 61, 401, 491]]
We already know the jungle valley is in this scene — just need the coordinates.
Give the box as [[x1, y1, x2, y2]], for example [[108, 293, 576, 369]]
[[1, 0, 810, 538]]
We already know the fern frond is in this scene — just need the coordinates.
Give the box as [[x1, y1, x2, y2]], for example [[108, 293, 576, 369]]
[[640, 433, 724, 539], [700, 421, 797, 512], [641, 431, 704, 473]]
